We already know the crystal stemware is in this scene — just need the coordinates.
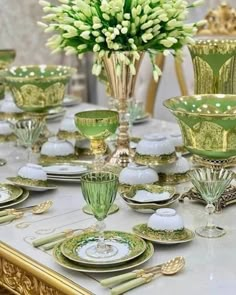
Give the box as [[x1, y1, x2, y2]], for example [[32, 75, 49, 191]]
[[74, 110, 119, 169], [81, 172, 119, 258], [189, 168, 234, 238], [9, 118, 45, 163]]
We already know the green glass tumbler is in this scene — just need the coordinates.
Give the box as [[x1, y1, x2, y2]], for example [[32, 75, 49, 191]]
[[81, 172, 119, 258]]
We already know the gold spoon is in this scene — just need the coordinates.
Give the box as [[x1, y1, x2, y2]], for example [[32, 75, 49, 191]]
[[110, 257, 185, 295], [0, 200, 53, 216]]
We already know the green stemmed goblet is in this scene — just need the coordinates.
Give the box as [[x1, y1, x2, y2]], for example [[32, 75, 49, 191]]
[[81, 172, 119, 258], [189, 168, 234, 238], [9, 118, 45, 163], [74, 110, 119, 169]]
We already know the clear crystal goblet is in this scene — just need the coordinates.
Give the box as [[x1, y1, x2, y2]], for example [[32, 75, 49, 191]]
[[189, 168, 234, 238], [9, 118, 45, 163]]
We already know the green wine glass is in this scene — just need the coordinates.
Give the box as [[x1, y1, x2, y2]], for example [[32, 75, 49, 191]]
[[81, 172, 119, 258], [74, 110, 119, 169], [189, 168, 234, 238]]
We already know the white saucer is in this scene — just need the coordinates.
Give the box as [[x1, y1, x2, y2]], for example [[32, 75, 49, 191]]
[[43, 164, 88, 175]]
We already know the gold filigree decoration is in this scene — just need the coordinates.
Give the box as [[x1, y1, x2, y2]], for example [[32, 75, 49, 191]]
[[0, 257, 64, 295], [198, 3, 236, 36], [11, 82, 65, 109]]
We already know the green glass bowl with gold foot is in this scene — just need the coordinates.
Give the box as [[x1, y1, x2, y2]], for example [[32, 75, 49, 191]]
[[0, 49, 16, 100], [74, 110, 119, 155], [5, 65, 75, 112], [164, 94, 236, 160]]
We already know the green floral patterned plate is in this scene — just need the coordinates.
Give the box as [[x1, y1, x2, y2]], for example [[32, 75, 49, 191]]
[[61, 231, 147, 266], [0, 189, 29, 209], [53, 241, 154, 273], [7, 177, 57, 192], [120, 184, 176, 204], [133, 223, 195, 244], [0, 184, 23, 204]]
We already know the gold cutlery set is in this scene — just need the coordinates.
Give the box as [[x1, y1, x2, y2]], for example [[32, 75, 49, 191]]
[[0, 200, 53, 224], [101, 256, 185, 294]]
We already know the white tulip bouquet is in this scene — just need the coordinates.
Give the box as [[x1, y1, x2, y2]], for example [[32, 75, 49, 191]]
[[39, 0, 205, 80]]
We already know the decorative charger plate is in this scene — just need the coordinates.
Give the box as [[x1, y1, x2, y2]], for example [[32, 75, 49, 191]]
[[0, 189, 29, 209], [43, 164, 88, 175], [61, 231, 147, 266], [120, 184, 176, 204], [53, 241, 154, 273], [133, 223, 195, 244], [7, 177, 57, 192], [0, 184, 23, 204]]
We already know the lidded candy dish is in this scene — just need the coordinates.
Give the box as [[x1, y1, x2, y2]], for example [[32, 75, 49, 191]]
[[57, 115, 83, 140], [132, 208, 195, 243], [119, 163, 158, 186], [7, 163, 57, 191], [39, 137, 77, 164], [134, 133, 177, 165], [155, 156, 191, 184], [168, 133, 186, 154], [148, 208, 184, 231]]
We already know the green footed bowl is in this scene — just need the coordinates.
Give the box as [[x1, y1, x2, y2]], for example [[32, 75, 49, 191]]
[[5, 65, 75, 112], [0, 49, 16, 100], [164, 94, 236, 159], [74, 110, 119, 140]]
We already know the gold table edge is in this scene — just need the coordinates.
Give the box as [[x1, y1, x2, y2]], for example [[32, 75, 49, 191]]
[[0, 242, 93, 295]]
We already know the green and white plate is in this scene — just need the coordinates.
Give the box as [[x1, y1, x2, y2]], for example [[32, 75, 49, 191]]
[[61, 231, 147, 266], [43, 163, 88, 176], [46, 107, 66, 121], [133, 113, 150, 124], [120, 184, 176, 204], [133, 223, 195, 244], [63, 95, 82, 107], [0, 189, 29, 209], [53, 241, 154, 273], [7, 177, 57, 192], [47, 176, 81, 183], [0, 184, 23, 204]]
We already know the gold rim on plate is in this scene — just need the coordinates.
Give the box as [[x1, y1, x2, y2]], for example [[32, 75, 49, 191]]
[[60, 231, 147, 266]]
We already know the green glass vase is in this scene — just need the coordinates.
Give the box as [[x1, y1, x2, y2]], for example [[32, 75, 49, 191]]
[[189, 40, 236, 94]]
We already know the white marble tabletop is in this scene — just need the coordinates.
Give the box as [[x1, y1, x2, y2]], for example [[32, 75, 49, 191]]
[[0, 103, 236, 295]]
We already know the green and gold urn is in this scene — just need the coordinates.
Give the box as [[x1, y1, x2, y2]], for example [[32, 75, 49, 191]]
[[164, 94, 236, 160]]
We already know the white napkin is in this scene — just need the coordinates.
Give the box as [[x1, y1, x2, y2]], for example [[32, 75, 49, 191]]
[[133, 190, 171, 203]]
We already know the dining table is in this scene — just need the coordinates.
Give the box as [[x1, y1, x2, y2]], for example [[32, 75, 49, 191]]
[[0, 101, 236, 295]]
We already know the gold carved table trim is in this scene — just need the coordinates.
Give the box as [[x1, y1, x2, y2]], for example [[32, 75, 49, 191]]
[[0, 242, 92, 295]]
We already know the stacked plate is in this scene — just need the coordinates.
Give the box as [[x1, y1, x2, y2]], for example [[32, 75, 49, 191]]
[[120, 184, 180, 213], [53, 230, 154, 273], [43, 163, 90, 182], [0, 183, 29, 209]]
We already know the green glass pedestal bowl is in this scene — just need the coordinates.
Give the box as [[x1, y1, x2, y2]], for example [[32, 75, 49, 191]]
[[74, 110, 119, 155], [0, 49, 16, 99], [164, 94, 236, 159], [5, 65, 75, 112]]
